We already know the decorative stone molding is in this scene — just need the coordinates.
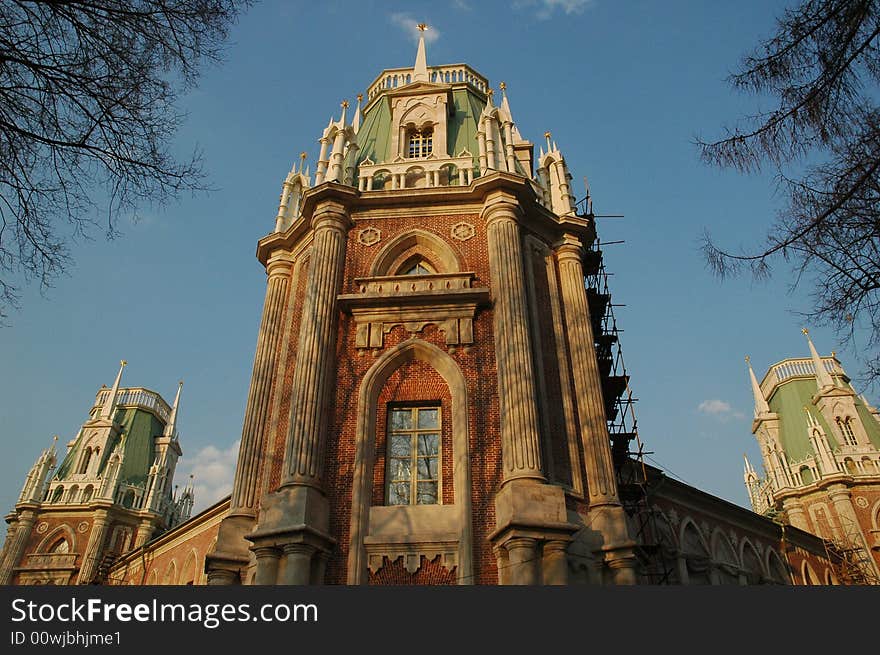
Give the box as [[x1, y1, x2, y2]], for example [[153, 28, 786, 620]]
[[357, 227, 381, 246], [338, 272, 489, 350], [365, 541, 459, 574], [855, 495, 869, 508], [451, 222, 475, 241], [36, 522, 48, 534]]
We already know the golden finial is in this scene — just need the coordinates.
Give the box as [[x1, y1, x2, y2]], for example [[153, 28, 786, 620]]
[[300, 151, 307, 161], [120, 360, 128, 367], [52, 435, 58, 443], [801, 328, 809, 335], [499, 81, 506, 91], [487, 88, 494, 97], [831, 350, 837, 358], [417, 23, 428, 32], [544, 131, 552, 139], [341, 100, 349, 109], [745, 355, 751, 364], [357, 94, 363, 102]]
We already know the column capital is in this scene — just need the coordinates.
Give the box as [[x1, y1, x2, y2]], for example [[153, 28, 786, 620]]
[[266, 252, 295, 278], [480, 190, 522, 227], [312, 200, 353, 233], [252, 545, 281, 559], [555, 234, 585, 261], [282, 542, 316, 557]]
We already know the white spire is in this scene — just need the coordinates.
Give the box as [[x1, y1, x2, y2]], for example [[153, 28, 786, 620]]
[[413, 23, 429, 82], [339, 99, 349, 127], [101, 360, 127, 420], [802, 328, 834, 389], [163, 380, 183, 438], [746, 356, 770, 416], [352, 94, 363, 133]]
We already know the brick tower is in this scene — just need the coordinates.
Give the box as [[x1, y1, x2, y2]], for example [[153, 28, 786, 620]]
[[744, 331, 880, 583], [0, 362, 194, 585], [206, 28, 638, 585]]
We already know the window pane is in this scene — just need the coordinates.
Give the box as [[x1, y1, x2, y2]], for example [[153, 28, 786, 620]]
[[417, 456, 438, 480], [388, 482, 410, 505], [389, 435, 411, 457], [389, 457, 411, 481], [416, 482, 438, 504], [417, 433, 439, 456], [390, 410, 412, 431], [417, 409, 438, 429]]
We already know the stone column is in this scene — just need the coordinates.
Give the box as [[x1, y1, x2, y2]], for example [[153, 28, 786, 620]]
[[232, 256, 293, 513], [314, 137, 331, 184], [556, 235, 638, 584], [207, 254, 292, 584], [483, 194, 544, 484], [0, 510, 35, 584], [281, 544, 315, 585], [134, 520, 156, 548], [782, 498, 809, 532], [827, 484, 879, 575], [505, 538, 539, 585], [248, 198, 349, 584], [252, 547, 281, 585], [77, 508, 110, 584], [281, 201, 349, 489], [207, 569, 238, 585], [542, 540, 569, 585]]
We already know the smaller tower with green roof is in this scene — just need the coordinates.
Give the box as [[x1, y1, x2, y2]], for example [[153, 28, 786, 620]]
[[0, 362, 194, 585], [744, 332, 880, 580]]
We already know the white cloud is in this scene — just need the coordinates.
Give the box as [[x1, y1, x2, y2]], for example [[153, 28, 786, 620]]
[[176, 439, 239, 514], [697, 399, 746, 421], [515, 0, 595, 20], [389, 13, 440, 44], [451, 0, 472, 10]]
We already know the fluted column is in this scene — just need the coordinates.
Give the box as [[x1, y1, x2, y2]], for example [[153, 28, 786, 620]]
[[0, 511, 35, 584], [76, 508, 110, 584], [281, 202, 350, 489], [782, 498, 809, 531], [314, 137, 331, 185], [230, 255, 293, 515], [483, 194, 544, 484], [556, 237, 619, 507], [556, 235, 637, 584], [827, 484, 879, 575]]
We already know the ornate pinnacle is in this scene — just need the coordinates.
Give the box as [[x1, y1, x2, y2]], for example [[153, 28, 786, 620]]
[[417, 23, 428, 32], [802, 327, 809, 335], [499, 81, 506, 91], [357, 94, 363, 102], [745, 355, 750, 364], [120, 359, 128, 367], [341, 100, 349, 109]]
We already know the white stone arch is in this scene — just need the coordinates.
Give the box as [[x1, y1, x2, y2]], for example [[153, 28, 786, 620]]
[[678, 517, 711, 585], [347, 338, 473, 584], [162, 559, 178, 585], [36, 524, 76, 554], [710, 528, 740, 585], [801, 561, 820, 585], [824, 568, 839, 585], [180, 548, 199, 585], [739, 538, 766, 584], [870, 498, 880, 530], [765, 548, 792, 585], [66, 485, 79, 503], [369, 228, 463, 277]]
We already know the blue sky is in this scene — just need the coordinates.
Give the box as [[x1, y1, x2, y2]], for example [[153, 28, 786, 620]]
[[0, 0, 868, 515]]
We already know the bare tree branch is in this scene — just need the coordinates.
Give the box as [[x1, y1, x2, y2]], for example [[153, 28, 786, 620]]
[[0, 0, 251, 322]]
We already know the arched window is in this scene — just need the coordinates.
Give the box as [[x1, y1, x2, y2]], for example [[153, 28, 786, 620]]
[[122, 490, 135, 509], [406, 126, 433, 158], [66, 485, 79, 503], [81, 485, 94, 504], [837, 417, 857, 446], [398, 259, 435, 276], [51, 487, 64, 503], [50, 538, 69, 554], [78, 447, 93, 474]]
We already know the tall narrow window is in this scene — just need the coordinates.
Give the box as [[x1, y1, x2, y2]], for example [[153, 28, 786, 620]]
[[837, 417, 857, 446], [407, 127, 433, 158], [386, 406, 440, 505]]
